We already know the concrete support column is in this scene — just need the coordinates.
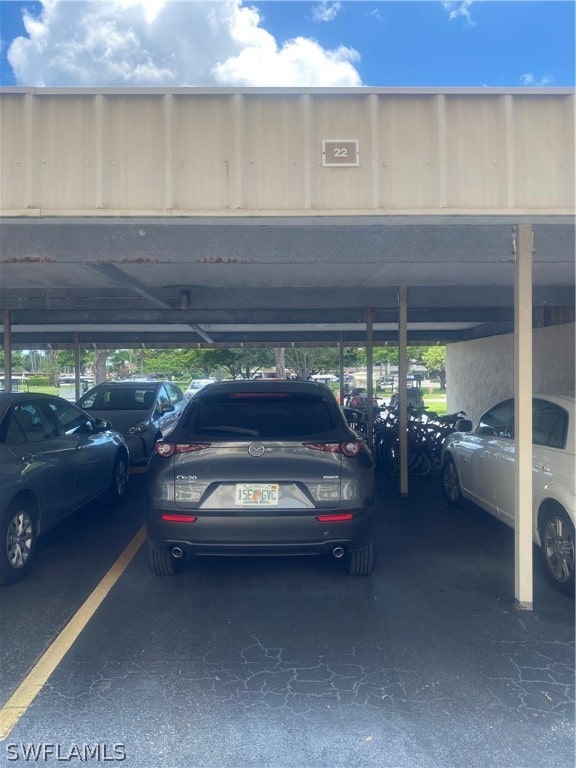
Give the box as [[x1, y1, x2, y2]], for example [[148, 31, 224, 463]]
[[365, 309, 374, 449], [514, 223, 534, 610], [398, 287, 408, 496], [3, 310, 12, 393], [338, 335, 345, 406], [74, 333, 81, 401]]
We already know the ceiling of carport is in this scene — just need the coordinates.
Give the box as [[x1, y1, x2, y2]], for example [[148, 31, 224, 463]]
[[0, 214, 574, 349]]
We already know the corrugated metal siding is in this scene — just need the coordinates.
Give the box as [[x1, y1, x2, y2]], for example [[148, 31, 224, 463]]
[[1, 94, 28, 209], [0, 89, 573, 214], [378, 95, 440, 209]]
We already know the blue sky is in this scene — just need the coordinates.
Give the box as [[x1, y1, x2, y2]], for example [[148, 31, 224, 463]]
[[0, 1, 574, 88]]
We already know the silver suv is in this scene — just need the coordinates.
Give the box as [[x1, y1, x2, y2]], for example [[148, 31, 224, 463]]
[[145, 380, 375, 576]]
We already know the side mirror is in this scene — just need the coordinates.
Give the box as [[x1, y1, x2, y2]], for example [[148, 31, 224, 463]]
[[455, 419, 473, 433], [156, 402, 175, 415]]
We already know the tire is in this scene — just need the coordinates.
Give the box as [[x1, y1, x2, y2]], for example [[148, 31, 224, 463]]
[[147, 538, 183, 576], [375, 430, 394, 468], [348, 541, 375, 576], [108, 451, 129, 503], [539, 506, 575, 596], [387, 435, 426, 475], [442, 456, 463, 506], [0, 499, 37, 585]]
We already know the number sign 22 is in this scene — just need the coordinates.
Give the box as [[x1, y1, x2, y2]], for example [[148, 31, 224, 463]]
[[322, 140, 359, 167]]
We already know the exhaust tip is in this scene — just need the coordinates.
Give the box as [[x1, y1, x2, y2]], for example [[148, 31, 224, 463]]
[[332, 546, 345, 559], [171, 547, 184, 559]]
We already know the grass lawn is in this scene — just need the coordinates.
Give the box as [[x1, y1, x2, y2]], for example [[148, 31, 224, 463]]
[[422, 392, 447, 415], [24, 384, 76, 398], [375, 387, 447, 415]]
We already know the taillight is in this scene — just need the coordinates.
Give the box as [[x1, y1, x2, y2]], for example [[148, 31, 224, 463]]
[[341, 440, 362, 457], [304, 440, 362, 457], [161, 514, 198, 523], [304, 442, 341, 453], [316, 513, 354, 522], [155, 442, 211, 457]]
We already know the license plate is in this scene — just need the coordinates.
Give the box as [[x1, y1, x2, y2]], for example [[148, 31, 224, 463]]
[[235, 483, 279, 506]]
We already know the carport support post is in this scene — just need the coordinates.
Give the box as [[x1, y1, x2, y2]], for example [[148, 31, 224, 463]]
[[398, 287, 408, 496], [365, 310, 374, 449], [3, 310, 12, 393], [338, 335, 345, 406], [514, 223, 534, 610], [74, 333, 81, 401]]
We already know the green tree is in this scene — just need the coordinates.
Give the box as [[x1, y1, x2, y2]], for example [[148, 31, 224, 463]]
[[45, 349, 60, 386], [0, 350, 26, 373], [56, 349, 94, 376], [422, 346, 446, 388], [23, 350, 44, 373], [143, 349, 186, 378], [371, 346, 426, 365], [226, 349, 275, 379]]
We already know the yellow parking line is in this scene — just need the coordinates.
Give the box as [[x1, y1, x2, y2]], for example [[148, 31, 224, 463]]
[[0, 525, 146, 741]]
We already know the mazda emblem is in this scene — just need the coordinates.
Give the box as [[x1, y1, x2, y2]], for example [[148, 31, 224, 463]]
[[248, 442, 266, 457]]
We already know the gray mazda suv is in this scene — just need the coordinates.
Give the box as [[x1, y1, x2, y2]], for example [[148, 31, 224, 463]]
[[145, 380, 375, 576]]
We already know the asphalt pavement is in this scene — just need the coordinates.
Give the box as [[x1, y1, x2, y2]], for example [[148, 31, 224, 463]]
[[1, 471, 574, 768]]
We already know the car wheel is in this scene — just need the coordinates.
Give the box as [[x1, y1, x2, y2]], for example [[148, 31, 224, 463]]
[[147, 538, 183, 576], [0, 499, 37, 585], [108, 452, 129, 503], [348, 541, 375, 576], [539, 506, 575, 596], [442, 456, 463, 506]]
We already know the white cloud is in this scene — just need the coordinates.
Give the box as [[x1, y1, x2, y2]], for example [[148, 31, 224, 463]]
[[520, 72, 553, 87], [366, 8, 385, 23], [312, 2, 341, 23], [214, 36, 360, 87], [442, 1, 475, 26], [7, 0, 362, 87]]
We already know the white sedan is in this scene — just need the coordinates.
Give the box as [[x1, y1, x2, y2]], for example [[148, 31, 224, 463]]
[[441, 393, 575, 596]]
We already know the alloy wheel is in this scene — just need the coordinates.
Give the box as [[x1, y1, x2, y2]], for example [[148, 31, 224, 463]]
[[6, 509, 34, 569], [542, 514, 575, 584], [115, 456, 128, 498], [442, 460, 461, 504]]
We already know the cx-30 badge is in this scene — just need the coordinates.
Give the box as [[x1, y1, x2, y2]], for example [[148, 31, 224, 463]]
[[248, 442, 266, 457]]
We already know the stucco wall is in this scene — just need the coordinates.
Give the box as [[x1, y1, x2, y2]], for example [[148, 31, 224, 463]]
[[446, 322, 575, 424]]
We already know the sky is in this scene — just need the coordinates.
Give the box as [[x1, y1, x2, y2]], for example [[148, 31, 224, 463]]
[[0, 0, 573, 88]]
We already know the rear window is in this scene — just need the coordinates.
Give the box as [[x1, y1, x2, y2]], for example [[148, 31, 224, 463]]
[[80, 386, 156, 411], [185, 392, 337, 439], [533, 399, 568, 449]]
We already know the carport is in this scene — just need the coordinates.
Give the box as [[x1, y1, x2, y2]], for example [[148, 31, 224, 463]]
[[0, 87, 574, 613], [0, 86, 575, 766]]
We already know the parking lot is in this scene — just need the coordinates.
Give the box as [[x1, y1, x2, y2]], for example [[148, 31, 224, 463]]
[[1, 472, 574, 768]]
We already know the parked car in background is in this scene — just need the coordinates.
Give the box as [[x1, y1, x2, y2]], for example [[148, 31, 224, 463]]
[[146, 380, 375, 577], [184, 378, 217, 400], [441, 393, 575, 595], [77, 380, 185, 467], [0, 392, 129, 584]]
